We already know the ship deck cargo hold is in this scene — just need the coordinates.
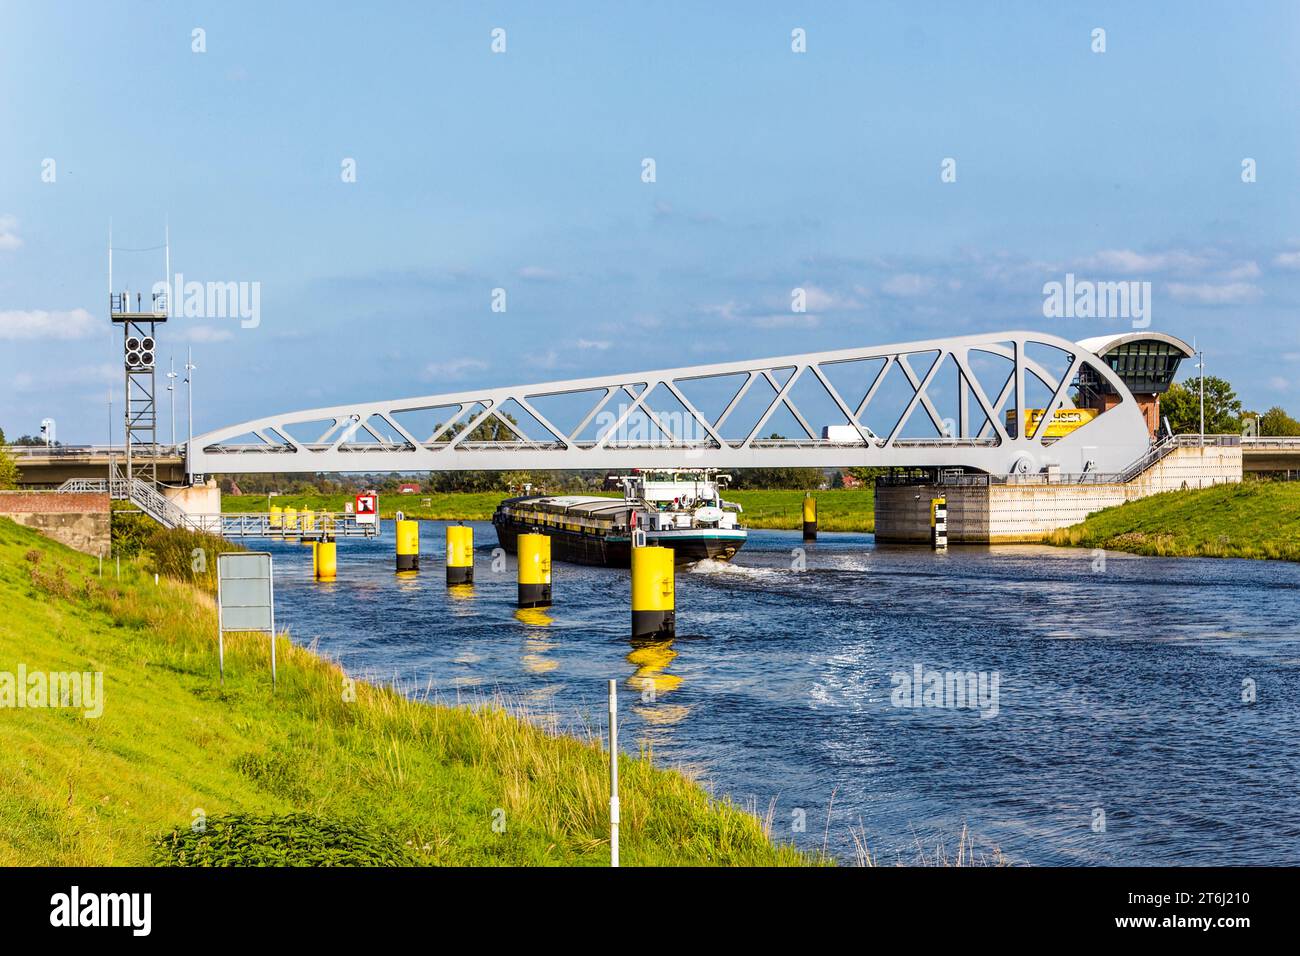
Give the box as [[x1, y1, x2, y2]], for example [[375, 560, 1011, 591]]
[[492, 494, 746, 567]]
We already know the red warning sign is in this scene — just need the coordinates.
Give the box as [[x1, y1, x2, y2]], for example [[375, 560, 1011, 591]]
[[355, 492, 378, 525]]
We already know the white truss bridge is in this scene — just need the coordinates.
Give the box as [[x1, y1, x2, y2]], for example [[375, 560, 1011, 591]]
[[186, 330, 1153, 477]]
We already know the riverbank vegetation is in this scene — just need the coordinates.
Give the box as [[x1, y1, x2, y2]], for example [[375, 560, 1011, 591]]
[[1045, 479, 1300, 561], [0, 517, 817, 866], [110, 511, 247, 591], [221, 491, 511, 521], [220, 488, 875, 531], [729, 489, 874, 532]]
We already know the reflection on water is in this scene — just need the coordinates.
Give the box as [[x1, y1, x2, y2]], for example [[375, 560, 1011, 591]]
[[627, 638, 682, 695], [263, 520, 1300, 865], [627, 636, 689, 727]]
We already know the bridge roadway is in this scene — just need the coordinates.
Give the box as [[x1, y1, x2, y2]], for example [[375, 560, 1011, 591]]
[[11, 437, 1300, 486], [8, 445, 186, 487]]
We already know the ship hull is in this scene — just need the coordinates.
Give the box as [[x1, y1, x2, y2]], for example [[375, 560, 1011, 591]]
[[493, 514, 745, 567]]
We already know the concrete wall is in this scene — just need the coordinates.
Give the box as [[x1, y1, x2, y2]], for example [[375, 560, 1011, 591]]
[[163, 479, 221, 516], [0, 492, 111, 555], [876, 445, 1243, 544]]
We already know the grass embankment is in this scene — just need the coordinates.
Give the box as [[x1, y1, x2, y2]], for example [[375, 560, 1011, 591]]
[[728, 489, 874, 533], [224, 488, 876, 532], [0, 517, 815, 866], [1044, 480, 1300, 561]]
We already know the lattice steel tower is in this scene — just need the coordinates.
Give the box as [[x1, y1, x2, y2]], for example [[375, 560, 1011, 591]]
[[109, 229, 169, 484]]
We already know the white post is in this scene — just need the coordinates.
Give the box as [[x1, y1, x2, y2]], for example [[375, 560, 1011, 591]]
[[609, 678, 619, 867], [269, 567, 277, 691], [1198, 350, 1205, 447], [167, 356, 177, 446], [164, 218, 170, 314], [185, 347, 196, 454]]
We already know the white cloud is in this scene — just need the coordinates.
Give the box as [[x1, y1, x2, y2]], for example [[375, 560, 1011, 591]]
[[753, 313, 820, 329], [518, 265, 559, 281], [1222, 261, 1261, 280], [0, 308, 96, 340], [1077, 249, 1209, 274], [423, 357, 487, 380], [577, 338, 611, 350], [881, 274, 935, 297], [1273, 251, 1300, 270], [1165, 282, 1262, 305], [185, 325, 235, 343], [0, 215, 21, 252], [10, 362, 117, 393], [800, 285, 864, 311]]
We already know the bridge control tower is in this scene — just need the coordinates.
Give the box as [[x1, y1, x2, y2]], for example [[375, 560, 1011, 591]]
[[1075, 332, 1194, 439]]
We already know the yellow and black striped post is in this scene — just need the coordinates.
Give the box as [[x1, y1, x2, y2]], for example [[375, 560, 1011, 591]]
[[931, 497, 948, 551], [517, 533, 552, 608], [631, 545, 675, 640], [802, 494, 817, 540], [315, 539, 337, 580], [396, 519, 420, 571], [446, 524, 474, 585]]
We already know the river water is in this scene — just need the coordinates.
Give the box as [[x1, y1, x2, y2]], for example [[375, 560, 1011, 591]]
[[261, 521, 1300, 865]]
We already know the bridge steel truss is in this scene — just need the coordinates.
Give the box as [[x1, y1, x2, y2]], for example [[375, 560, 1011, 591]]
[[186, 330, 1151, 477]]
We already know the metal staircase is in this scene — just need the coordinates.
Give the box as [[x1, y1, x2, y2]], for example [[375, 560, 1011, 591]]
[[58, 473, 205, 531], [1117, 434, 1240, 483], [57, 465, 377, 539]]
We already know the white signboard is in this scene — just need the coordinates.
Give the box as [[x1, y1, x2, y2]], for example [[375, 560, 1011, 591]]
[[216, 552, 276, 686], [355, 492, 378, 526]]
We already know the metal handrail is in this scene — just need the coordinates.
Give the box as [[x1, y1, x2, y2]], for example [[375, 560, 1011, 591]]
[[5, 444, 185, 457], [58, 475, 203, 532], [876, 431, 1244, 488]]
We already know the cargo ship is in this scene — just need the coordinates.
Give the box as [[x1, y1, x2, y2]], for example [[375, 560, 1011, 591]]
[[492, 469, 747, 567]]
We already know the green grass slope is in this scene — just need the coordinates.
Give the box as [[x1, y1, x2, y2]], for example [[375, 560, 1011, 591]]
[[1045, 480, 1300, 561], [0, 518, 816, 866]]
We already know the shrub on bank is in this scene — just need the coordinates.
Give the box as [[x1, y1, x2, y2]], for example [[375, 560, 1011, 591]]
[[111, 510, 245, 591]]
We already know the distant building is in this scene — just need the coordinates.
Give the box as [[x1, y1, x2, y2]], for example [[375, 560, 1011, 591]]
[[398, 482, 421, 494]]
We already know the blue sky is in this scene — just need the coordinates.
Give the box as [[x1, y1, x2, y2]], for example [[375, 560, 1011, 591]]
[[2, 1, 1298, 442]]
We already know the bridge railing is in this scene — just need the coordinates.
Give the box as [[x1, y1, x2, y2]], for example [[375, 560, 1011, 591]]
[[1239, 436, 1300, 448], [57, 476, 208, 533], [878, 433, 1244, 487], [7, 444, 186, 458], [218, 512, 378, 539]]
